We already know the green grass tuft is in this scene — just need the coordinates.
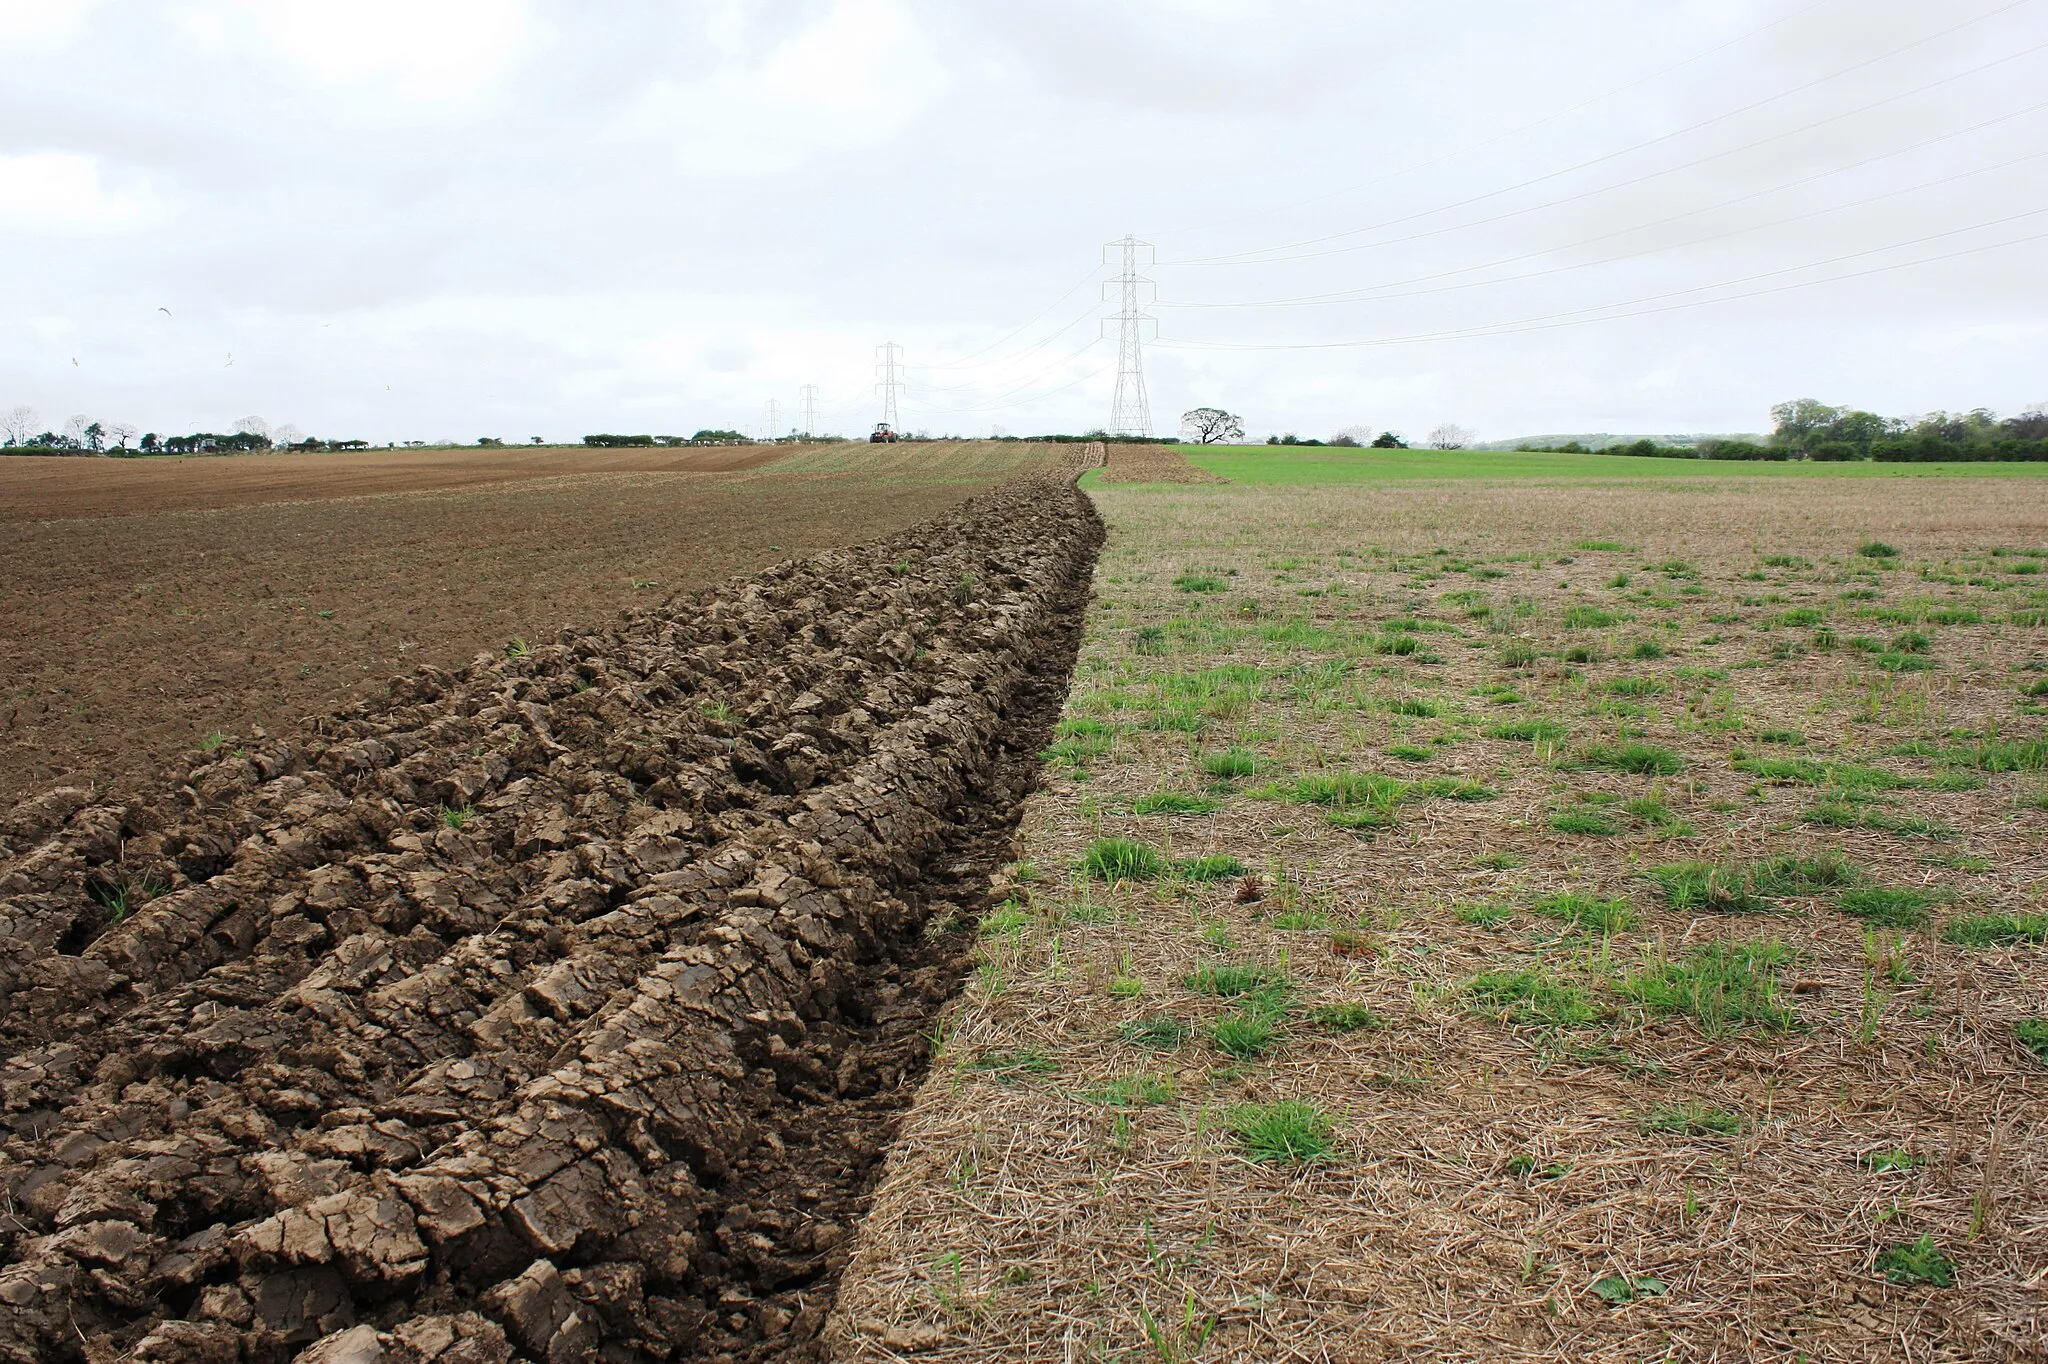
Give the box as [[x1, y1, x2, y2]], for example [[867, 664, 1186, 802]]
[[1531, 891, 1638, 933], [1082, 837, 1166, 881], [1308, 1002, 1384, 1032], [1229, 1101, 1335, 1164], [1186, 962, 1286, 997], [1941, 913, 2048, 947], [1200, 747, 1260, 778], [1466, 967, 1601, 1028], [1485, 719, 1567, 742], [1622, 939, 1796, 1034], [1640, 1101, 1742, 1135], [2014, 1019, 2048, 1065], [1837, 886, 1943, 929], [1549, 810, 1619, 836], [1132, 791, 1221, 815], [1119, 1016, 1191, 1051], [1178, 853, 1248, 882], [1578, 742, 1685, 775]]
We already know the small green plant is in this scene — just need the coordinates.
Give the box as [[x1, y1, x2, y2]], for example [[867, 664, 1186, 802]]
[[1859, 1149, 1924, 1173], [1550, 809, 1619, 836], [1622, 796, 1692, 835], [1132, 791, 1220, 815], [440, 804, 473, 830], [1466, 967, 1600, 1028], [199, 731, 228, 751], [1120, 1016, 1191, 1050], [1497, 640, 1538, 668], [1386, 743, 1434, 763], [1082, 838, 1166, 882], [2013, 1019, 2048, 1064], [979, 900, 1034, 936], [1602, 676, 1668, 697], [1178, 853, 1247, 882], [1564, 605, 1618, 629], [1389, 697, 1441, 717], [1837, 886, 1942, 930], [1132, 625, 1168, 655], [1173, 572, 1227, 593], [1629, 640, 1668, 660], [1270, 903, 1334, 931], [963, 1047, 1058, 1080], [1200, 747, 1260, 778], [1942, 914, 2048, 947], [1640, 1101, 1741, 1135], [1577, 742, 1684, 775], [1622, 939, 1796, 1035], [1228, 1101, 1335, 1164], [1874, 1235, 1954, 1287], [1084, 1074, 1175, 1106], [1187, 962, 1285, 997], [1531, 891, 1637, 933], [505, 637, 531, 658], [1856, 541, 1900, 559], [1308, 1002, 1384, 1032], [1211, 1010, 1282, 1058], [1592, 1274, 1668, 1306]]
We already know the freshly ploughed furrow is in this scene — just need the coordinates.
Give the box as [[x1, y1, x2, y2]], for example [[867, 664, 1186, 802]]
[[0, 465, 1105, 1363]]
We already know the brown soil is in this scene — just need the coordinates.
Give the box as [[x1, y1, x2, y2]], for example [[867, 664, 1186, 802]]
[[0, 461, 1104, 1363], [1094, 444, 1226, 484], [0, 445, 1058, 810], [0, 447, 793, 523]]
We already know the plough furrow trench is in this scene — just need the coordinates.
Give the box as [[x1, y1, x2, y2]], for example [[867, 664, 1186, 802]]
[[0, 464, 1105, 1363]]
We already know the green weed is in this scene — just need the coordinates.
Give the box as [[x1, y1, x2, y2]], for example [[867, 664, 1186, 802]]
[[1640, 1101, 1742, 1136], [1838, 886, 1943, 930], [1178, 854, 1247, 882], [1531, 891, 1637, 933], [1485, 719, 1567, 742], [1622, 940, 1796, 1034], [1577, 742, 1685, 775], [1874, 1235, 1953, 1287], [1120, 1017, 1191, 1051], [1186, 962, 1285, 997], [2014, 1019, 2048, 1064], [1308, 1002, 1384, 1032], [1466, 967, 1601, 1028], [1132, 792, 1220, 815], [1942, 914, 2047, 947], [1228, 1101, 1335, 1164], [1082, 838, 1166, 881], [1550, 810, 1619, 836], [1200, 747, 1260, 778]]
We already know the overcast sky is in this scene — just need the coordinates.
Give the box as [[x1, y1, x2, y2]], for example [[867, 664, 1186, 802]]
[[3, 0, 2044, 445]]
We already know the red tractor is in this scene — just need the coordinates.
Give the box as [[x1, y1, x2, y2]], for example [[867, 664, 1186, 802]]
[[869, 423, 900, 444]]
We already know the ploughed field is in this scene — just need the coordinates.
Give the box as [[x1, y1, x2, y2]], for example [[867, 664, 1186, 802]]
[[835, 475, 2048, 1362], [0, 444, 1106, 1363], [0, 442, 1055, 808]]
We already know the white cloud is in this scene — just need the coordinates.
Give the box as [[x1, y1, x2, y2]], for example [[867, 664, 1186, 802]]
[[0, 153, 154, 226], [618, 0, 951, 177], [0, 0, 93, 45], [229, 0, 531, 101]]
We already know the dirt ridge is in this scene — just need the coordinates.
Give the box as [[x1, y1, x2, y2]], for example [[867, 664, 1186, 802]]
[[0, 458, 1105, 1362]]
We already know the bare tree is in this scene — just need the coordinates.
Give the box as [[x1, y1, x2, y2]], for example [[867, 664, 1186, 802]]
[[273, 423, 305, 447], [1, 406, 35, 446], [62, 414, 90, 448], [1426, 422, 1476, 450], [106, 422, 138, 450], [233, 415, 271, 440], [1179, 407, 1245, 445], [1331, 424, 1373, 447]]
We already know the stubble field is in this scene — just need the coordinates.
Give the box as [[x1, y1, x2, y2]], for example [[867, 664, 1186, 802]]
[[835, 472, 2048, 1362]]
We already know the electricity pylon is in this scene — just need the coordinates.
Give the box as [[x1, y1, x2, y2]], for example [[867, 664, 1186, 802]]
[[875, 342, 903, 430], [1102, 236, 1156, 437]]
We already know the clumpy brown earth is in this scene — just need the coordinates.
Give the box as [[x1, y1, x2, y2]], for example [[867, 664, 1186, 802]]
[[1093, 444, 1226, 485], [0, 461, 1105, 1362], [0, 443, 1062, 809]]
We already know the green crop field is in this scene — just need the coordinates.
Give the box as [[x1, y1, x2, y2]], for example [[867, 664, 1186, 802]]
[[1145, 443, 2048, 485]]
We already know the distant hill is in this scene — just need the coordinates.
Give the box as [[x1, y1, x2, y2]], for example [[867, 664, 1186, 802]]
[[1476, 433, 1767, 451]]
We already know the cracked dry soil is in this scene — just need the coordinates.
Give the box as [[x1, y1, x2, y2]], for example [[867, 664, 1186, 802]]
[[0, 466, 1104, 1364]]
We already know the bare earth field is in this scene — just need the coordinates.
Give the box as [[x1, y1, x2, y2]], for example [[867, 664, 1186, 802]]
[[0, 442, 1059, 808], [834, 476, 2048, 1361], [0, 445, 791, 523]]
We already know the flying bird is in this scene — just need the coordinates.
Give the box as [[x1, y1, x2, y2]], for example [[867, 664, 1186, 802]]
[[72, 357, 78, 366], [158, 307, 171, 316], [224, 354, 234, 367]]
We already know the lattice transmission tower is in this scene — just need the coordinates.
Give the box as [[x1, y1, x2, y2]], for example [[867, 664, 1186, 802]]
[[1102, 236, 1156, 437], [766, 398, 779, 443], [800, 384, 818, 438], [875, 342, 903, 430]]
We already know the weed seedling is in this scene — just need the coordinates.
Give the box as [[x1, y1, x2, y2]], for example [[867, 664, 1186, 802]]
[[1132, 791, 1220, 815], [1178, 853, 1247, 882], [2013, 1020, 2048, 1065], [1308, 1002, 1384, 1032], [1640, 1101, 1742, 1136], [1838, 886, 1942, 930], [1531, 891, 1637, 934], [1942, 913, 2048, 947], [1466, 967, 1600, 1028], [1874, 1235, 1953, 1287], [1200, 747, 1260, 778], [1120, 1017, 1190, 1051], [1622, 939, 1796, 1035]]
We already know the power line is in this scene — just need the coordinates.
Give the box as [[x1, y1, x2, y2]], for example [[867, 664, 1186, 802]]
[[875, 341, 902, 430], [1103, 236, 1156, 437]]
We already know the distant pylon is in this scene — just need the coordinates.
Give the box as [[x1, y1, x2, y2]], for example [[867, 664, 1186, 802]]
[[875, 342, 903, 430], [1102, 236, 1156, 437], [800, 383, 819, 438], [766, 398, 779, 443]]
